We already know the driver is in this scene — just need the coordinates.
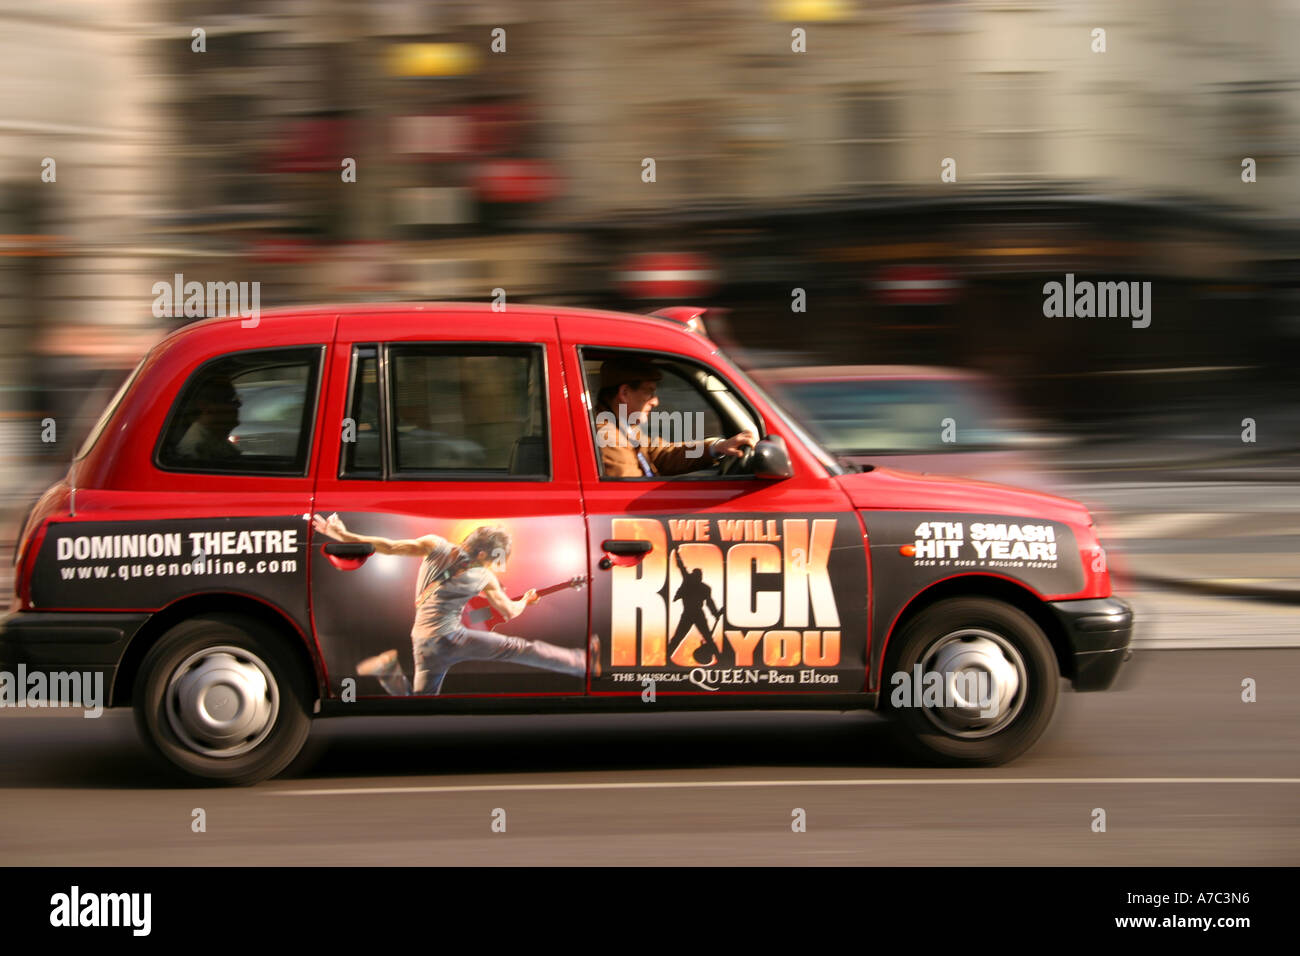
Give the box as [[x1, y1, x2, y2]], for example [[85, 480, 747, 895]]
[[593, 358, 755, 478]]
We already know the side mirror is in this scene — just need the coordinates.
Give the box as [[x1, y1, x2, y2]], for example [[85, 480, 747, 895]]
[[752, 436, 794, 480]]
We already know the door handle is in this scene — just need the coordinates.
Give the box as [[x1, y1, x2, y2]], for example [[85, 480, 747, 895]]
[[599, 538, 652, 570], [323, 541, 374, 557], [602, 539, 653, 556]]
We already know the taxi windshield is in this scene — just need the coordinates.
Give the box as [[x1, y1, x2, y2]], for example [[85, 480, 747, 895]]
[[771, 378, 1021, 454]]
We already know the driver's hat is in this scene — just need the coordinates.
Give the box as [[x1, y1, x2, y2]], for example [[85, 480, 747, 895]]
[[598, 358, 663, 393]]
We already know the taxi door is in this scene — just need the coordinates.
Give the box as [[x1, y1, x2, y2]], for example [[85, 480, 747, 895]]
[[308, 310, 591, 701], [557, 316, 870, 697]]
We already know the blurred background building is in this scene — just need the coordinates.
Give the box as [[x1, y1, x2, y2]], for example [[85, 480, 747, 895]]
[[1, 0, 1298, 501]]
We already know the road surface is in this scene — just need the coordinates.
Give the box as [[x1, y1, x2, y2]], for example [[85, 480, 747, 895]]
[[0, 643, 1295, 865]]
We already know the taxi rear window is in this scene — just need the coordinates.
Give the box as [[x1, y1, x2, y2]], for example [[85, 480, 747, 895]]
[[155, 346, 323, 475]]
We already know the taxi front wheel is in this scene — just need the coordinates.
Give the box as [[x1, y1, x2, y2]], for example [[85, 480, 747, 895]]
[[882, 597, 1059, 766], [133, 614, 313, 785]]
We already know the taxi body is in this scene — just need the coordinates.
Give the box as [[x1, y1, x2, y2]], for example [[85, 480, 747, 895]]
[[2, 303, 1132, 784]]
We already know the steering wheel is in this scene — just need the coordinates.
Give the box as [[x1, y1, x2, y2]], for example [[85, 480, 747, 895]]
[[717, 442, 755, 477]]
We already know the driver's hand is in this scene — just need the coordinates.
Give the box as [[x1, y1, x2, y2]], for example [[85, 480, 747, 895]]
[[714, 431, 758, 458]]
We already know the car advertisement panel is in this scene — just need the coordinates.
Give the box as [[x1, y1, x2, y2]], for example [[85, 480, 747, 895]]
[[310, 511, 589, 698], [588, 512, 868, 694], [31, 516, 312, 635], [861, 510, 1083, 686]]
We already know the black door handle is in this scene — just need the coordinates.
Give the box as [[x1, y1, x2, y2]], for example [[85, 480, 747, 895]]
[[323, 541, 375, 557], [599, 538, 653, 570], [602, 539, 653, 556]]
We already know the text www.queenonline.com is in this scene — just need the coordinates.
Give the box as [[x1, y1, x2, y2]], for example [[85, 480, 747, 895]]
[[60, 558, 298, 581], [1114, 915, 1250, 929]]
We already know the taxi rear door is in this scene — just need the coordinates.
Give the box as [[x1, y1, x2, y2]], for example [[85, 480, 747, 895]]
[[309, 308, 592, 701]]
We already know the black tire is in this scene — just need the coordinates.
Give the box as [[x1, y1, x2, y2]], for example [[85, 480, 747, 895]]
[[882, 597, 1059, 766], [132, 614, 314, 785]]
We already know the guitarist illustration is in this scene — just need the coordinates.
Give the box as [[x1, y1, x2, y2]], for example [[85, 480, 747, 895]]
[[313, 514, 586, 696], [668, 550, 724, 666], [463, 576, 586, 631]]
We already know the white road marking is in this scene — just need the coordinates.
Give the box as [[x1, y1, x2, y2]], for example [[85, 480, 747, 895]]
[[271, 777, 1300, 797]]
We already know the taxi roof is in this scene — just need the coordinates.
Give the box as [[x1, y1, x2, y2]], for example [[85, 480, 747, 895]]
[[171, 300, 693, 325], [159, 301, 708, 349]]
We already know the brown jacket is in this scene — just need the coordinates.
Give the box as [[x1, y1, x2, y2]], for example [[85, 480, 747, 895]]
[[594, 406, 715, 478]]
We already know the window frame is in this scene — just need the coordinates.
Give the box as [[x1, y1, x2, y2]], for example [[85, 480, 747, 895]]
[[377, 341, 554, 483], [153, 344, 325, 478], [338, 344, 384, 479], [577, 345, 767, 483]]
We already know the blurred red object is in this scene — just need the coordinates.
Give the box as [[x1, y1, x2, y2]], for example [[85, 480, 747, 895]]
[[267, 117, 354, 173], [874, 264, 960, 305], [252, 237, 319, 264], [617, 252, 719, 299], [475, 159, 559, 203], [467, 103, 526, 154], [391, 104, 528, 161]]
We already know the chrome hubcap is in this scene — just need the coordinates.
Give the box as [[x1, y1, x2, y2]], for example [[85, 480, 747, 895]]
[[164, 645, 279, 757], [919, 629, 1027, 739]]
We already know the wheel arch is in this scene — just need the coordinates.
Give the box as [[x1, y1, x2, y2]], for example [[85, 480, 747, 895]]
[[876, 574, 1074, 693], [112, 593, 323, 708]]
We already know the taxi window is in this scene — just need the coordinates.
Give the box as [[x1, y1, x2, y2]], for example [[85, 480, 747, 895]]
[[156, 346, 322, 475], [580, 347, 760, 480], [583, 358, 724, 438], [386, 344, 548, 478]]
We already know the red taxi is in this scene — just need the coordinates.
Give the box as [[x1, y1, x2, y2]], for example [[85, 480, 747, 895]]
[[2, 303, 1132, 784]]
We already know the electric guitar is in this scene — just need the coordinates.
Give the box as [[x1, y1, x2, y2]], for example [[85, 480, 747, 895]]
[[461, 576, 587, 631], [693, 607, 726, 664]]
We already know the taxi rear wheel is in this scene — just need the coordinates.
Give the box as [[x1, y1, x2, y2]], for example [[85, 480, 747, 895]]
[[883, 597, 1059, 766], [133, 614, 312, 785]]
